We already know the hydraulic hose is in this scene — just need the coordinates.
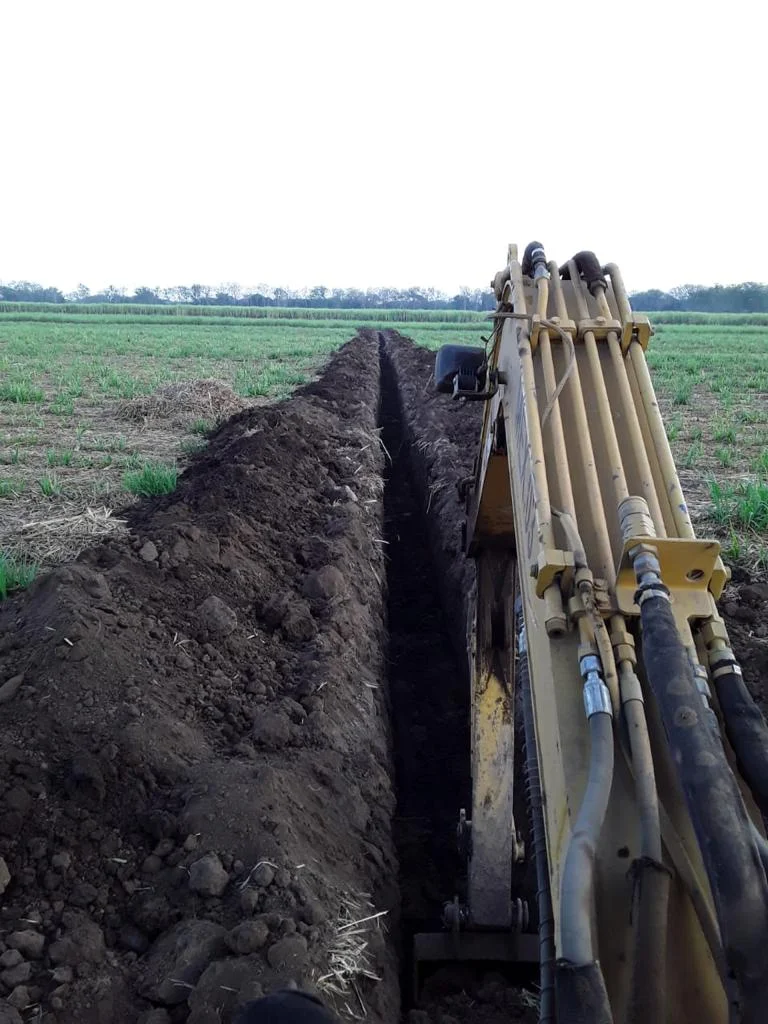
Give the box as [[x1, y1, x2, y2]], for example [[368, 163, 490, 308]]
[[556, 654, 614, 1024], [620, 665, 670, 1024], [711, 656, 768, 818], [750, 821, 768, 879], [638, 587, 768, 1023], [517, 609, 555, 1024], [559, 710, 614, 965]]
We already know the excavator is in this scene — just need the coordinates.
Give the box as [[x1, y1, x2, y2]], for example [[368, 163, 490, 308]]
[[421, 244, 768, 1024]]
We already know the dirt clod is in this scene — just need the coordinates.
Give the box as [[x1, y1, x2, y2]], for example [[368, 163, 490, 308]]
[[226, 919, 270, 954], [140, 919, 228, 1005], [0, 674, 24, 705], [197, 594, 238, 637], [139, 540, 158, 562], [266, 933, 308, 972], [8, 929, 45, 959], [0, 1003, 23, 1024], [0, 962, 31, 988], [251, 710, 293, 749], [250, 863, 275, 888], [189, 853, 230, 897], [188, 957, 265, 1024], [49, 912, 106, 966]]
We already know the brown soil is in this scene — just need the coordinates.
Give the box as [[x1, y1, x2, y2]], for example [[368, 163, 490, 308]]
[[0, 333, 398, 1024], [0, 328, 765, 1024]]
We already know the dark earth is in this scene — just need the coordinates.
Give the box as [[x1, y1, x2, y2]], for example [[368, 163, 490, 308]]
[[0, 331, 766, 1024]]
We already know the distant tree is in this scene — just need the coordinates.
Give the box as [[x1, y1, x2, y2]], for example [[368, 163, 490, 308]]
[[0, 280, 64, 302], [133, 286, 162, 303]]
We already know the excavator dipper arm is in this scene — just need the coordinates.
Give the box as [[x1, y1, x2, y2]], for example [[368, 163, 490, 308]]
[[428, 243, 768, 1024]]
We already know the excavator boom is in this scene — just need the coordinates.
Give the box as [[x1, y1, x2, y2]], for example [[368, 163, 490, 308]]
[[429, 244, 768, 1024]]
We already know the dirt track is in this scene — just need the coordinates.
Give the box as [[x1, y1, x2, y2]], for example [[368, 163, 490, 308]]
[[0, 331, 766, 1024]]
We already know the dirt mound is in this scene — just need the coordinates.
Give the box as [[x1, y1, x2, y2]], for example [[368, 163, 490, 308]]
[[0, 333, 399, 1023], [116, 380, 247, 426]]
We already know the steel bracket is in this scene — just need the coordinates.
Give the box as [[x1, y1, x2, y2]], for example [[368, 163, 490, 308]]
[[621, 314, 653, 353], [616, 536, 724, 616], [577, 317, 623, 342], [533, 548, 575, 597]]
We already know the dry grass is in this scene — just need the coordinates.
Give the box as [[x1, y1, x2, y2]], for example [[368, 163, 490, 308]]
[[315, 892, 387, 1020], [116, 378, 247, 427], [1, 502, 128, 567]]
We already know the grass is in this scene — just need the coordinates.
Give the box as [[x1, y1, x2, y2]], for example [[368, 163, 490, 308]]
[[710, 479, 768, 532], [666, 416, 683, 441], [123, 462, 178, 496], [715, 447, 735, 468], [0, 380, 45, 404], [179, 438, 206, 456], [682, 441, 704, 468], [713, 421, 737, 444], [38, 475, 61, 497], [672, 380, 693, 405], [0, 552, 37, 600], [646, 319, 768, 567], [46, 448, 74, 467]]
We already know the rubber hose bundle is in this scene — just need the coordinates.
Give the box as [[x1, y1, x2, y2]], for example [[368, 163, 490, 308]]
[[640, 593, 768, 1023]]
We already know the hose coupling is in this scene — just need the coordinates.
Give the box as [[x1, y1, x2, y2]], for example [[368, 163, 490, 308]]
[[631, 548, 662, 581], [691, 661, 712, 703], [580, 655, 613, 718], [636, 585, 671, 606]]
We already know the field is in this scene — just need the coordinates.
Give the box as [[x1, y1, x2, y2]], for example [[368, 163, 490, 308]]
[[0, 316, 486, 582], [0, 323, 766, 1024], [0, 310, 766, 587]]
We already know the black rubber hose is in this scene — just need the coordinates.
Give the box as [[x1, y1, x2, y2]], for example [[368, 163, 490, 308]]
[[522, 241, 548, 278], [554, 962, 613, 1024], [518, 613, 555, 1024], [712, 661, 768, 818], [559, 252, 608, 297], [640, 594, 768, 1023]]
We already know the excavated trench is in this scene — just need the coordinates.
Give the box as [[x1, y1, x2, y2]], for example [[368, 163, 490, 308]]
[[379, 342, 471, 1004], [380, 335, 540, 1024]]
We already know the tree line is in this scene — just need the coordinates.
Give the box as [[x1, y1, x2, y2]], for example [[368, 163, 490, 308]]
[[1, 279, 768, 313], [0, 281, 497, 311]]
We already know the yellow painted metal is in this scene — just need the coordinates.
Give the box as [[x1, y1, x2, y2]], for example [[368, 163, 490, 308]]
[[462, 245, 750, 1023], [615, 537, 724, 616], [467, 550, 516, 928]]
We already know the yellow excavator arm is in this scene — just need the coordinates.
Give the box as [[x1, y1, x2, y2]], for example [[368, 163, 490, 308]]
[[429, 244, 768, 1024]]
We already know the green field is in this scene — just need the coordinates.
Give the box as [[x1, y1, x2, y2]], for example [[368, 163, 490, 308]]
[[0, 309, 766, 591]]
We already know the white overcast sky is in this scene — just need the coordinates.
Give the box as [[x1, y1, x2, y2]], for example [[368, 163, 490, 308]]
[[1, 1, 764, 295]]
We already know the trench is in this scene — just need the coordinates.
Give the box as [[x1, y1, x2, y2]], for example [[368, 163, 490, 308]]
[[378, 340, 472, 1007]]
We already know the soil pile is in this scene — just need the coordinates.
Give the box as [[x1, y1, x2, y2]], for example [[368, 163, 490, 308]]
[[0, 333, 399, 1024]]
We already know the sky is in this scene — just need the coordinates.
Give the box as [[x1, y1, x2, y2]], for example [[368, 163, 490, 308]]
[[2, 0, 765, 296]]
